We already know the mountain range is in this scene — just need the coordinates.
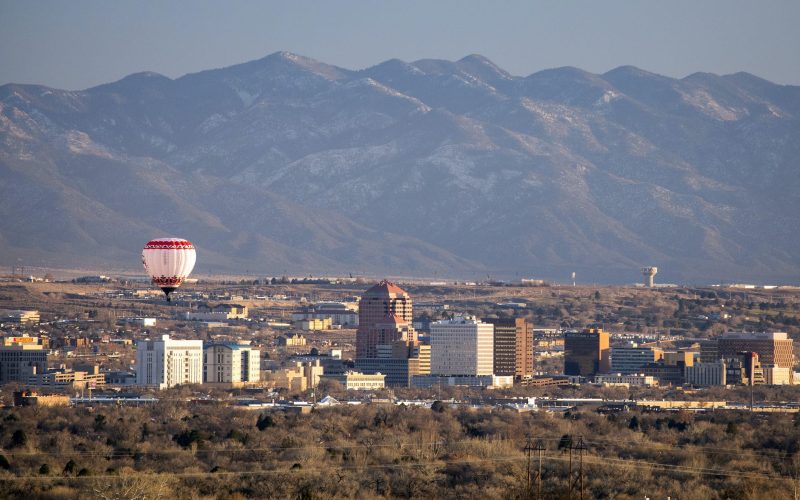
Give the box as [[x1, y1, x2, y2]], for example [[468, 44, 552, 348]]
[[1, 52, 799, 283]]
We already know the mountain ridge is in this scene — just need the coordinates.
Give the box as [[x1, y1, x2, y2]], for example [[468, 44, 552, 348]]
[[1, 53, 799, 283]]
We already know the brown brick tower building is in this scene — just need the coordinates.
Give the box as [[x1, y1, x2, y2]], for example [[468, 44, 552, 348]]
[[716, 332, 794, 381], [356, 280, 414, 358], [483, 317, 534, 379], [355, 280, 428, 387]]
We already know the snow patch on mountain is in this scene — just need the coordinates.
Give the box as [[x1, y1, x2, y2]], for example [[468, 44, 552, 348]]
[[419, 145, 495, 193], [680, 89, 743, 120], [64, 130, 114, 158]]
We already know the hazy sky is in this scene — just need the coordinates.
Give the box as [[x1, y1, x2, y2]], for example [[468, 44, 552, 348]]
[[2, 0, 799, 90]]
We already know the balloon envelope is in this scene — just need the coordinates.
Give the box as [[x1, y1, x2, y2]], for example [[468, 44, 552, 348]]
[[142, 238, 196, 300]]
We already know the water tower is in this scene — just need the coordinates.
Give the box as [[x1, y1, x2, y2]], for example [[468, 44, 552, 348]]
[[641, 267, 658, 288]]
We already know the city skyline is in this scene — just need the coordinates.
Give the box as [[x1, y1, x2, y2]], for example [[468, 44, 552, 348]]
[[1, 1, 799, 496]]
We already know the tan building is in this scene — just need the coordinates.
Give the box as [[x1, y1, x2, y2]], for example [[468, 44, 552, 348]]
[[297, 318, 332, 331], [0, 310, 40, 325], [277, 333, 307, 347], [765, 366, 792, 385], [272, 360, 324, 392], [13, 390, 69, 407], [28, 365, 106, 391], [409, 343, 431, 377], [564, 328, 610, 377], [484, 318, 534, 379], [3, 335, 41, 346], [186, 304, 249, 321], [321, 371, 385, 391], [663, 351, 696, 368]]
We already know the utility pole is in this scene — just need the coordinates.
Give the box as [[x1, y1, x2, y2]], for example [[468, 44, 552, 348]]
[[575, 436, 586, 500], [568, 442, 573, 500], [524, 436, 534, 498], [535, 439, 545, 500]]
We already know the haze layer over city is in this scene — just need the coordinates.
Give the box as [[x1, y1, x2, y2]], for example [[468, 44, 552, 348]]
[[1, 2, 799, 498]]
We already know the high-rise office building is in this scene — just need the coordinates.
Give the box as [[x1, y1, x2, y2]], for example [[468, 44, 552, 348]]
[[717, 332, 794, 372], [610, 344, 663, 374], [430, 316, 494, 376], [564, 328, 610, 377], [354, 280, 427, 387], [356, 280, 414, 358], [483, 317, 534, 378], [136, 335, 203, 389]]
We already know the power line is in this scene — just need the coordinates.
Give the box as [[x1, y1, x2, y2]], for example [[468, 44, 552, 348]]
[[0, 451, 790, 486], [581, 435, 793, 461], [0, 435, 794, 493]]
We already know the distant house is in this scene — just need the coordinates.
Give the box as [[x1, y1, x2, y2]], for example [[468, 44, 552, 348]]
[[277, 333, 307, 347], [272, 360, 324, 392], [292, 302, 359, 327], [0, 310, 40, 325], [186, 303, 248, 321], [295, 318, 332, 331]]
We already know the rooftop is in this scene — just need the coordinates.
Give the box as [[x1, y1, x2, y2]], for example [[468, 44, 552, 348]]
[[362, 279, 408, 297], [721, 331, 788, 340]]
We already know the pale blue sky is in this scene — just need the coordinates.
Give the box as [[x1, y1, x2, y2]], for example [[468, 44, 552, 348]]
[[1, 0, 799, 90]]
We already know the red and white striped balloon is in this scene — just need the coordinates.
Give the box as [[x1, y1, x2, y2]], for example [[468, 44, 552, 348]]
[[141, 238, 196, 300]]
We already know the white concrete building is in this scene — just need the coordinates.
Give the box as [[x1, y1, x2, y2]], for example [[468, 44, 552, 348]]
[[203, 342, 260, 385], [594, 374, 658, 387], [430, 316, 494, 376], [136, 335, 203, 389], [411, 374, 513, 389], [320, 371, 385, 390], [685, 361, 726, 387]]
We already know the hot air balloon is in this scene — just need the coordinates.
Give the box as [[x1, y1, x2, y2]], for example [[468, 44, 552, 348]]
[[142, 238, 196, 301]]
